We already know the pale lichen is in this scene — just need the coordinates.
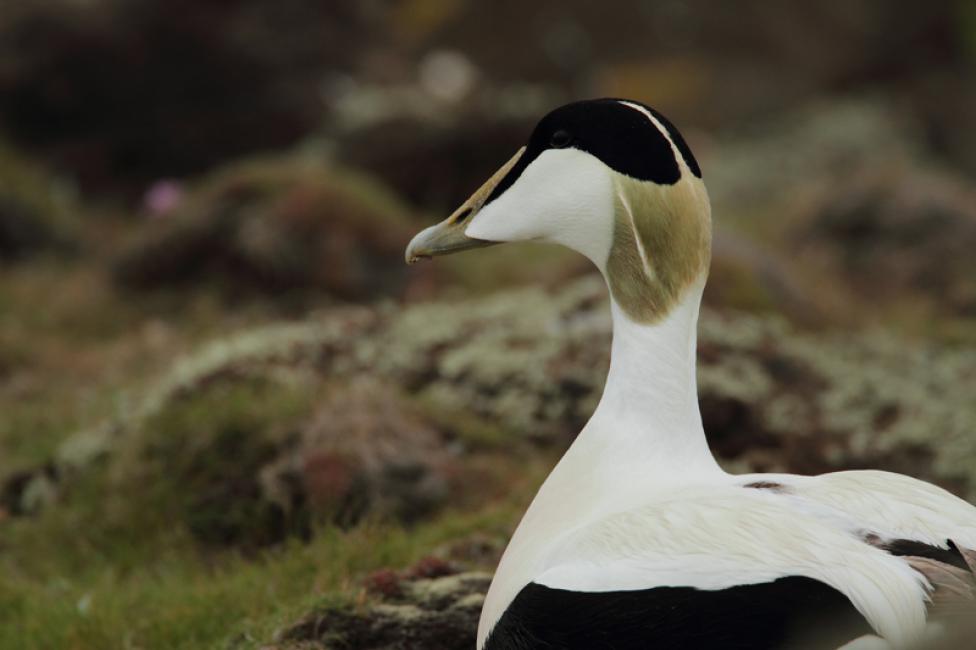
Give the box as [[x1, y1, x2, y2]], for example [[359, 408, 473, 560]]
[[10, 276, 976, 519]]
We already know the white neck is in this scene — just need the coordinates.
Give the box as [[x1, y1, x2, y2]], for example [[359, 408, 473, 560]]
[[578, 277, 719, 477], [477, 275, 721, 648]]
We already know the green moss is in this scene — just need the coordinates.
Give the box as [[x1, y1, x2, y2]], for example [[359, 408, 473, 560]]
[[0, 140, 80, 256], [119, 377, 316, 546], [0, 501, 528, 650]]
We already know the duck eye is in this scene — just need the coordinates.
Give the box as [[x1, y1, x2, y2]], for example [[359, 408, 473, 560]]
[[550, 130, 572, 149]]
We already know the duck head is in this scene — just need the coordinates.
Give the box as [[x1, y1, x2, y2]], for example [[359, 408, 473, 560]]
[[405, 98, 711, 324]]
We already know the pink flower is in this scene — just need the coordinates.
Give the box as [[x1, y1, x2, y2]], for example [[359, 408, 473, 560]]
[[143, 179, 185, 217]]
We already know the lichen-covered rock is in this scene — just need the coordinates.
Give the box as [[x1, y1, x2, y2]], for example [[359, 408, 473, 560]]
[[6, 277, 976, 541], [274, 568, 491, 650], [112, 156, 417, 302], [115, 377, 316, 547], [0, 465, 59, 516], [263, 379, 456, 528], [103, 374, 460, 547], [696, 312, 976, 490], [374, 279, 608, 440], [704, 100, 923, 216]]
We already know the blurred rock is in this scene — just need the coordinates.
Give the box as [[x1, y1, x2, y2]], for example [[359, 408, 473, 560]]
[[0, 464, 59, 515], [333, 107, 542, 213], [112, 156, 417, 303], [704, 99, 923, 217], [0, 197, 55, 261], [264, 380, 455, 528], [274, 566, 490, 650], [791, 165, 976, 318], [123, 377, 311, 547], [8, 277, 976, 539], [104, 373, 459, 547], [705, 228, 816, 324], [704, 98, 976, 328]]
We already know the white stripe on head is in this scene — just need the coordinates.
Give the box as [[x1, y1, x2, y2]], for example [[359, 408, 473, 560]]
[[618, 100, 688, 176]]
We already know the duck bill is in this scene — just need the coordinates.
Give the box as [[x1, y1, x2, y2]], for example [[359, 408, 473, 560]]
[[404, 147, 525, 264], [404, 213, 496, 264]]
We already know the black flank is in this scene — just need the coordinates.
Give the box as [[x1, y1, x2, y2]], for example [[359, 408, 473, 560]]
[[484, 99, 688, 207], [485, 577, 871, 650]]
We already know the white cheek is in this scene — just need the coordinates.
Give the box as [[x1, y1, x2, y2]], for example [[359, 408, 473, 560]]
[[465, 149, 615, 266]]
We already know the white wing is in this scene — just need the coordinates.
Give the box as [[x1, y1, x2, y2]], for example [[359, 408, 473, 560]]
[[785, 470, 976, 552], [531, 476, 976, 647]]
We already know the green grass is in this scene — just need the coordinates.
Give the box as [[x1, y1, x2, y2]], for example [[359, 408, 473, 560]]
[[0, 499, 529, 650]]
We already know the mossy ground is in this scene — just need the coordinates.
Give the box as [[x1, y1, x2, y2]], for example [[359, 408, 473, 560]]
[[0, 503, 535, 650], [0, 248, 554, 648], [2, 382, 551, 650]]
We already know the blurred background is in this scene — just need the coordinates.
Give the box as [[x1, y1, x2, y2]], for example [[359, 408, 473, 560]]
[[1, 1, 975, 648]]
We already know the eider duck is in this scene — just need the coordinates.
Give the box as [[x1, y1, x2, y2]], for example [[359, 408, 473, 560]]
[[404, 98, 976, 649]]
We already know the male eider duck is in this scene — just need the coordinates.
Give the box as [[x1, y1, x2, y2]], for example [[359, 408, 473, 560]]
[[404, 99, 976, 649]]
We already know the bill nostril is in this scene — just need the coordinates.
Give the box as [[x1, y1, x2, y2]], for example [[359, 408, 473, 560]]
[[454, 207, 473, 224]]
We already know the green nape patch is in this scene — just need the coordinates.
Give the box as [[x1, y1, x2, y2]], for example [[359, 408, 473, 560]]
[[0, 499, 529, 650], [607, 173, 711, 324]]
